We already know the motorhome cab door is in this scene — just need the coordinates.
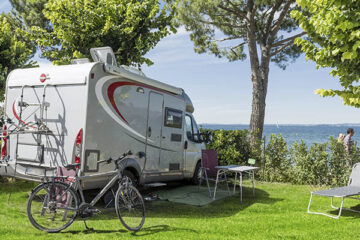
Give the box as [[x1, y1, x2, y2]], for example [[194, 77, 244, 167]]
[[160, 107, 184, 174], [184, 114, 202, 175]]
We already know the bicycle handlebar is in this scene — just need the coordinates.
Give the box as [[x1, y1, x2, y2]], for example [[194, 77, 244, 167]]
[[98, 150, 133, 165]]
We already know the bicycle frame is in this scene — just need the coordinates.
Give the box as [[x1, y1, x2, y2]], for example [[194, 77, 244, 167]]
[[72, 169, 123, 207]]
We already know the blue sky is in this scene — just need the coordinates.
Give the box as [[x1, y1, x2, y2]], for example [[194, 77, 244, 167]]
[[1, 0, 359, 124]]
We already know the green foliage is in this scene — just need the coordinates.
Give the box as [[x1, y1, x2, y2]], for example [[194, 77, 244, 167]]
[[205, 129, 360, 186], [0, 13, 36, 101], [9, 0, 50, 30], [308, 142, 329, 185], [205, 129, 253, 166], [176, 0, 303, 68], [28, 0, 177, 66], [290, 140, 312, 184], [292, 0, 360, 107], [264, 134, 291, 182]]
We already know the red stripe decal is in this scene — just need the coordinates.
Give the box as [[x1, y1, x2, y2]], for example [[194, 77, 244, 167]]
[[107, 81, 178, 124]]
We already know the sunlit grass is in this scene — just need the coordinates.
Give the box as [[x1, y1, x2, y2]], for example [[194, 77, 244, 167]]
[[0, 180, 359, 240]]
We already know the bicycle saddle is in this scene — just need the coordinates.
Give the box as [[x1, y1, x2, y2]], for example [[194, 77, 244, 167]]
[[64, 163, 80, 170]]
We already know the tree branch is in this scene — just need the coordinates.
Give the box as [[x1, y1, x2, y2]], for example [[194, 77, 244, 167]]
[[197, 19, 244, 29], [271, 32, 306, 48], [269, 0, 295, 41], [214, 36, 244, 42], [231, 41, 247, 50], [270, 40, 294, 57], [263, 0, 283, 40], [218, 3, 249, 23]]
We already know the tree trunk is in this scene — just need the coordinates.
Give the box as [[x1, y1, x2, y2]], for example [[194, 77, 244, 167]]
[[246, 2, 271, 147], [248, 46, 270, 147], [249, 74, 267, 144]]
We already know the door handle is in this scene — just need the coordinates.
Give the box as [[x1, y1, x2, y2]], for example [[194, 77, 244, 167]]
[[162, 136, 166, 139], [148, 126, 152, 137], [184, 140, 188, 150]]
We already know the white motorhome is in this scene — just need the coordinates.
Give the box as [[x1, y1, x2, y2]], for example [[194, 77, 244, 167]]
[[0, 47, 207, 189]]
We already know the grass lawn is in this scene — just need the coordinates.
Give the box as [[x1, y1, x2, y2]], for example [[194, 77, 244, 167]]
[[0, 180, 359, 240]]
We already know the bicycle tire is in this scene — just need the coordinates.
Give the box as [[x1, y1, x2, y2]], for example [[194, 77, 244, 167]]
[[27, 181, 79, 233], [115, 185, 145, 231]]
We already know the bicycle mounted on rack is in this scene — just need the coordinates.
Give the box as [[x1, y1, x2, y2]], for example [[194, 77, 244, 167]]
[[0, 84, 53, 170], [27, 150, 146, 233]]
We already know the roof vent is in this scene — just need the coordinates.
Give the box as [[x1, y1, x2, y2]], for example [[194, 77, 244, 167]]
[[90, 46, 117, 67], [70, 58, 90, 64]]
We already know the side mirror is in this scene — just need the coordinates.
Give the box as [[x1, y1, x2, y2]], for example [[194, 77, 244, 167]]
[[200, 131, 213, 144]]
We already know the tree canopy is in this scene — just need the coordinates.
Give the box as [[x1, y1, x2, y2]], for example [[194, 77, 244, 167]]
[[176, 0, 306, 143], [9, 0, 50, 30], [0, 13, 36, 101], [26, 0, 177, 66], [292, 0, 360, 107]]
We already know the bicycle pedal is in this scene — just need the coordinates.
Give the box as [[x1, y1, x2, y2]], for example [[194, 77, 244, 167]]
[[91, 208, 101, 214]]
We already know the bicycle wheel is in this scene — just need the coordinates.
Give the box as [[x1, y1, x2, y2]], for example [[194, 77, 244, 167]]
[[27, 181, 79, 233], [115, 185, 145, 231]]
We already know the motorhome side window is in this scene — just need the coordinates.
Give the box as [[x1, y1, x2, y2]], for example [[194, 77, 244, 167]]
[[164, 108, 183, 128]]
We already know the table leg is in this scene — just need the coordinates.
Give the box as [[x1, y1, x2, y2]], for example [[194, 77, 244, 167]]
[[213, 170, 220, 200], [233, 172, 237, 194], [252, 170, 255, 198], [240, 172, 243, 203]]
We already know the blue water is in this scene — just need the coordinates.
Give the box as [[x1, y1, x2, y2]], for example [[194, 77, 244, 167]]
[[201, 124, 360, 146]]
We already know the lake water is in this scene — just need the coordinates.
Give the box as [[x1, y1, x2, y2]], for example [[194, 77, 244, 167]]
[[201, 124, 360, 146]]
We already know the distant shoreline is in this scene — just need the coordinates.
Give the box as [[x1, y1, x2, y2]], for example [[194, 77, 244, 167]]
[[200, 123, 360, 127]]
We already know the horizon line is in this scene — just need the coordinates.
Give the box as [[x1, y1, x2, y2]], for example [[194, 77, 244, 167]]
[[200, 123, 360, 126]]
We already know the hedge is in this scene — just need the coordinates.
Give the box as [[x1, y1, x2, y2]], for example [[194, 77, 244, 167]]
[[204, 129, 359, 186]]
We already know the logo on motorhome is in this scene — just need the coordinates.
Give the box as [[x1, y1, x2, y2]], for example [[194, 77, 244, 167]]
[[40, 73, 48, 83]]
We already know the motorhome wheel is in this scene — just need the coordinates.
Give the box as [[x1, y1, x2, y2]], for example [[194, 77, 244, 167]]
[[191, 161, 202, 185]]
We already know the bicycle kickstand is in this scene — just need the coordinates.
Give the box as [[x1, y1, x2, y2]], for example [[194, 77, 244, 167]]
[[83, 220, 94, 231]]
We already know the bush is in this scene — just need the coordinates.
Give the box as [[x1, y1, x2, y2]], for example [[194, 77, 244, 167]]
[[205, 129, 253, 166], [264, 134, 291, 182], [204, 129, 360, 186]]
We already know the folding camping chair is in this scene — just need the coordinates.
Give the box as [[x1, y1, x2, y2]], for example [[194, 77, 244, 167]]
[[198, 150, 230, 198], [307, 163, 360, 219]]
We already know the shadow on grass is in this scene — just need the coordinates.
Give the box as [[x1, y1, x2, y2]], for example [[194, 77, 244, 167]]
[[63, 228, 127, 234], [61, 224, 197, 236], [328, 204, 360, 218], [0, 180, 36, 194], [90, 183, 282, 221], [143, 186, 282, 219], [1, 180, 282, 221], [132, 225, 198, 237]]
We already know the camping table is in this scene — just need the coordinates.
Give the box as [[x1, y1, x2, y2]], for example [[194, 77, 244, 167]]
[[213, 165, 260, 203]]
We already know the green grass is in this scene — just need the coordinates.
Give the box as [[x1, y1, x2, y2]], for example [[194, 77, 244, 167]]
[[1, 180, 359, 240]]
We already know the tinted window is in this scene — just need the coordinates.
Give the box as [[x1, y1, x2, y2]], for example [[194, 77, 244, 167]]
[[164, 108, 183, 128], [185, 115, 193, 139], [192, 118, 200, 142]]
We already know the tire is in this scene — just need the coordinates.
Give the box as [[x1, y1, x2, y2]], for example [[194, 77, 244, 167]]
[[115, 185, 145, 232], [191, 161, 202, 185], [123, 169, 137, 187], [27, 181, 79, 233], [103, 170, 138, 207]]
